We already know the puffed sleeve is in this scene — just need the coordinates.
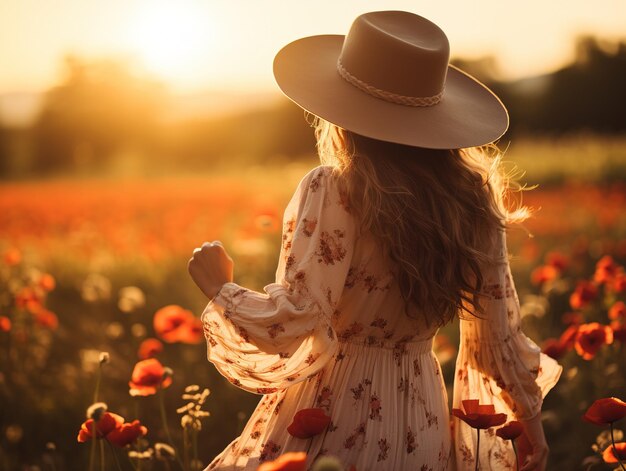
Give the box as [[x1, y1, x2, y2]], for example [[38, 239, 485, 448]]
[[200, 165, 356, 394], [452, 228, 563, 470]]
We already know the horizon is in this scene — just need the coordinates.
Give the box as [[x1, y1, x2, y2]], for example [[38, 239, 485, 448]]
[[1, 0, 625, 128], [1, 0, 625, 95]]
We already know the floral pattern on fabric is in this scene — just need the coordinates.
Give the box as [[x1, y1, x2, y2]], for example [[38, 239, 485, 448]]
[[201, 166, 356, 394], [452, 228, 563, 470], [201, 165, 563, 471]]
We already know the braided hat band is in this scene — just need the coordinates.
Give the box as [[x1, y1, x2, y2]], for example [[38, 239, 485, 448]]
[[336, 59, 444, 107], [273, 11, 509, 149]]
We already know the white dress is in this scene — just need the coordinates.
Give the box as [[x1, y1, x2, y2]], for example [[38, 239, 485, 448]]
[[200, 165, 563, 470]]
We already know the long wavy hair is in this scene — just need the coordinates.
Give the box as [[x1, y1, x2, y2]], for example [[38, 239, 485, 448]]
[[313, 117, 530, 328]]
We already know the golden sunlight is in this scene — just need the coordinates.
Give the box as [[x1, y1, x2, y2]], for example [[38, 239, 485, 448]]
[[127, 3, 216, 87]]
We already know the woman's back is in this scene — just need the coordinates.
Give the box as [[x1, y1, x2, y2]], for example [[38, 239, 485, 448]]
[[203, 165, 454, 470], [190, 11, 564, 470], [316, 121, 511, 333], [335, 223, 436, 345], [200, 165, 561, 470]]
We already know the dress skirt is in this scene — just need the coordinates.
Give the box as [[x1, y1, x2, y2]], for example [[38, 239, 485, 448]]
[[200, 165, 563, 470], [206, 337, 453, 470]]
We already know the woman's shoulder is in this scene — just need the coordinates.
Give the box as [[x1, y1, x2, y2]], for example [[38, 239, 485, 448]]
[[300, 164, 335, 182], [294, 165, 352, 215], [297, 165, 339, 193]]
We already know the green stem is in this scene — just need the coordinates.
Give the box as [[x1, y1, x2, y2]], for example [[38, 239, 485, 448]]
[[610, 422, 626, 471], [133, 398, 141, 471], [475, 428, 480, 471], [106, 441, 124, 471], [192, 429, 198, 470], [48, 452, 58, 471], [134, 397, 139, 421], [99, 439, 105, 471], [124, 452, 138, 471], [94, 363, 102, 403], [183, 427, 190, 470], [158, 391, 186, 471], [0, 443, 9, 471], [89, 359, 104, 471], [1, 327, 12, 398], [89, 423, 96, 471], [512, 439, 519, 471]]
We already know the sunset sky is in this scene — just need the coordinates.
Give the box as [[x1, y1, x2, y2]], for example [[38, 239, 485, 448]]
[[0, 0, 625, 95]]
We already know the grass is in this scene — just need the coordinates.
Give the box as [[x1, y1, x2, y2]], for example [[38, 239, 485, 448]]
[[1, 134, 625, 469]]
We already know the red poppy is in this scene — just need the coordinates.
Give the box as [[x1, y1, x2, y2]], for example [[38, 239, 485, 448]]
[[33, 309, 59, 330], [137, 338, 164, 360], [574, 323, 613, 360], [530, 265, 558, 285], [153, 305, 188, 341], [594, 256, 620, 284], [3, 248, 21, 266], [582, 397, 626, 425], [558, 324, 580, 350], [612, 273, 626, 293], [128, 358, 173, 397], [541, 338, 567, 360], [545, 251, 568, 271], [77, 412, 124, 442], [106, 420, 148, 447], [542, 324, 578, 360], [559, 325, 580, 350], [287, 408, 332, 439], [14, 287, 41, 313], [153, 305, 202, 344], [609, 302, 626, 321], [0, 316, 10, 332], [180, 317, 203, 344], [569, 281, 598, 310], [561, 312, 583, 326], [257, 452, 307, 471], [495, 420, 524, 441], [39, 273, 56, 292], [603, 442, 626, 464], [611, 321, 626, 343], [451, 399, 507, 429]]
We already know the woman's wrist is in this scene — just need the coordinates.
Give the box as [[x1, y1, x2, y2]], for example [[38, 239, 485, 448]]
[[519, 409, 542, 424], [208, 283, 226, 303], [519, 410, 547, 446]]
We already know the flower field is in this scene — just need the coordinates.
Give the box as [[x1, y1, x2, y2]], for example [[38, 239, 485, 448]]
[[1, 162, 626, 470]]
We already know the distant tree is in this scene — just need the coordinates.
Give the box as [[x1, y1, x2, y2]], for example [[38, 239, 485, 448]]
[[26, 37, 626, 176], [536, 36, 626, 133], [32, 55, 168, 174], [161, 97, 316, 168], [455, 37, 626, 135], [0, 124, 7, 175], [497, 36, 626, 135], [451, 56, 501, 83]]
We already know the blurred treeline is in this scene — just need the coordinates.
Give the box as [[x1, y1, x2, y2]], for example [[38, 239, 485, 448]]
[[0, 35, 625, 179]]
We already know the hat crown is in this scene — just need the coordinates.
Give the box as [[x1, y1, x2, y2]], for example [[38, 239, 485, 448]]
[[272, 10, 508, 149], [339, 11, 450, 98]]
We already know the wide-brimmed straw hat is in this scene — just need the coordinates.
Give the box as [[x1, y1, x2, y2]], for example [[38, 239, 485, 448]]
[[273, 11, 509, 149]]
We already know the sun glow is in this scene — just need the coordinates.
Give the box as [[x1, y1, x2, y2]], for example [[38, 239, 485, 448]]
[[127, 3, 217, 89]]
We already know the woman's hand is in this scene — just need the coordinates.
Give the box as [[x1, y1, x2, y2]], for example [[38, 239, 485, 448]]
[[188, 241, 234, 300], [517, 412, 549, 471]]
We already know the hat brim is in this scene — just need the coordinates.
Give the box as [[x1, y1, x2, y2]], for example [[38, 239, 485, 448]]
[[273, 35, 509, 149]]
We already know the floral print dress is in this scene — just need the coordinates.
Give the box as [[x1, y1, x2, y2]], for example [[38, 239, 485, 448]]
[[200, 165, 563, 470]]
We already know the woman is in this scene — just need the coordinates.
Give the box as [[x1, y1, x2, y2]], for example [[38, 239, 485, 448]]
[[188, 11, 563, 471]]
